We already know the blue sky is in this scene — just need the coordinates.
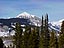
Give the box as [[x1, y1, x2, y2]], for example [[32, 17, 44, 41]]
[[0, 0, 64, 21]]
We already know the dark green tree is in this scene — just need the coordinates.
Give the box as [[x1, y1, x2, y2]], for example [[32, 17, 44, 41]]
[[0, 38, 4, 48], [59, 21, 64, 48], [24, 26, 31, 48], [13, 22, 23, 48], [28, 27, 34, 48], [31, 27, 36, 48], [34, 27, 39, 48], [44, 14, 50, 48], [24, 25, 39, 48], [30, 27, 39, 48], [39, 15, 45, 48], [49, 30, 58, 48], [39, 14, 50, 48]]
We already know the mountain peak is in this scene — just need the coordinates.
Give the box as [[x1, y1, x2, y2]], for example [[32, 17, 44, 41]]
[[21, 12, 30, 16], [16, 12, 41, 26], [16, 12, 30, 18], [22, 12, 30, 14]]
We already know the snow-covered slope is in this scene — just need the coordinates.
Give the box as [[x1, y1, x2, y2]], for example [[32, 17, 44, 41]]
[[49, 19, 64, 32], [0, 31, 9, 37], [16, 12, 41, 26]]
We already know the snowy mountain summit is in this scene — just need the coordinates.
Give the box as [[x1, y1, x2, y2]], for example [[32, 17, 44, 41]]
[[16, 12, 35, 18], [16, 12, 41, 26]]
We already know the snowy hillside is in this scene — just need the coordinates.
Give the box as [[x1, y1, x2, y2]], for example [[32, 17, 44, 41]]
[[16, 12, 41, 26], [49, 19, 64, 32]]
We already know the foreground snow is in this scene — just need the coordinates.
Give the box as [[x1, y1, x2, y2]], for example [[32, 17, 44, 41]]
[[0, 30, 15, 37]]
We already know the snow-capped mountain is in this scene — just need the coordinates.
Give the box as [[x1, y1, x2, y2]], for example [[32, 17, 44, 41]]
[[16, 12, 41, 26], [0, 12, 64, 47], [0, 12, 64, 37], [0, 12, 41, 37]]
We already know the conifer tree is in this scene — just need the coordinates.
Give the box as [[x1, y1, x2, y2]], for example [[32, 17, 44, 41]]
[[34, 27, 39, 48], [24, 26, 31, 48], [49, 30, 58, 48], [25, 27, 36, 48], [28, 27, 34, 48], [39, 15, 45, 48], [59, 21, 64, 48], [13, 22, 23, 48], [41, 15, 43, 34], [32, 27, 37, 48], [0, 38, 4, 48], [39, 14, 50, 48], [25, 26, 39, 48], [44, 14, 50, 48], [36, 27, 40, 48]]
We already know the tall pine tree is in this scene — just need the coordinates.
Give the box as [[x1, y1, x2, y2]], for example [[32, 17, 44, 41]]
[[34, 27, 39, 48], [49, 30, 58, 48], [44, 13, 50, 48], [39, 14, 50, 48], [39, 15, 45, 48], [13, 22, 23, 48], [24, 26, 31, 48]]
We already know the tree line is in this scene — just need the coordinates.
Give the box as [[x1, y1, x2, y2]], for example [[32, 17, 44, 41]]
[[13, 14, 64, 48]]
